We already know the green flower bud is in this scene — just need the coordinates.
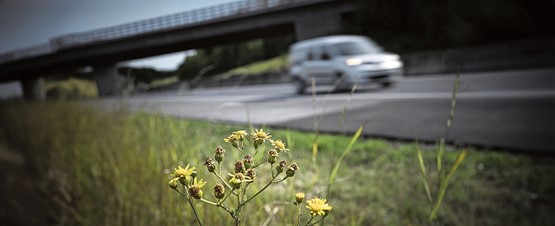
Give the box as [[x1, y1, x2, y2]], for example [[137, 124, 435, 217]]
[[286, 163, 299, 177], [214, 145, 226, 163], [267, 149, 278, 164], [168, 180, 178, 190], [243, 154, 254, 169], [235, 160, 245, 173], [276, 160, 287, 174], [213, 184, 225, 199], [188, 186, 203, 199], [204, 156, 217, 173], [229, 173, 246, 189], [246, 169, 256, 181]]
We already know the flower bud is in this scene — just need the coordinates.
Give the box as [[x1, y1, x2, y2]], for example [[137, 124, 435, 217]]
[[229, 173, 245, 189], [253, 140, 263, 149], [168, 180, 178, 189], [276, 160, 287, 174], [243, 154, 254, 169], [286, 163, 299, 177], [267, 149, 278, 164], [190, 170, 197, 179], [188, 186, 203, 199], [246, 169, 256, 181], [295, 192, 305, 205], [213, 184, 225, 199], [234, 160, 245, 173], [204, 157, 217, 173], [214, 145, 226, 163]]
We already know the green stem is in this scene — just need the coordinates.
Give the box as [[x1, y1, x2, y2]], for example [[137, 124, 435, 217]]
[[218, 161, 222, 176], [219, 188, 235, 205], [239, 173, 280, 207], [295, 204, 302, 226], [429, 149, 468, 221], [213, 172, 238, 195], [304, 216, 314, 226], [187, 197, 203, 226], [235, 189, 242, 226], [200, 198, 234, 216], [252, 160, 265, 169], [308, 217, 325, 226]]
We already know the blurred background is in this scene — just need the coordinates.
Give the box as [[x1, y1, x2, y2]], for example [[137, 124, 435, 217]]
[[0, 0, 554, 225]]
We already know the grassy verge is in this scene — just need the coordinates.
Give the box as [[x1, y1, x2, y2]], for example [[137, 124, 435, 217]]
[[221, 55, 288, 79], [46, 78, 98, 100], [0, 101, 553, 225]]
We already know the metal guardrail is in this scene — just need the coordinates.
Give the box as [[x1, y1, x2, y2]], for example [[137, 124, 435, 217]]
[[0, 0, 318, 64]]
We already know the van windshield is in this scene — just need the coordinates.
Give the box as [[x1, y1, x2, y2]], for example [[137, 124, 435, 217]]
[[333, 42, 381, 56]]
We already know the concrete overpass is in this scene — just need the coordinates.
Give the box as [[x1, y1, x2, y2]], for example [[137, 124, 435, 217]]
[[0, 0, 356, 99]]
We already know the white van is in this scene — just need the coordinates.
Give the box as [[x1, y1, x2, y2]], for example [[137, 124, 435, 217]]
[[288, 35, 403, 94]]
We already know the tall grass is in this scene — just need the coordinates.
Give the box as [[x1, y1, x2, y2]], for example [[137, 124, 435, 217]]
[[0, 101, 554, 225]]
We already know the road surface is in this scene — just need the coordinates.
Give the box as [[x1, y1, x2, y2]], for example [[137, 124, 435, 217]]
[[92, 68, 555, 153]]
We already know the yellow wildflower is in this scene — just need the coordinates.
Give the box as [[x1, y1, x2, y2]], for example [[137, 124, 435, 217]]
[[233, 130, 248, 140], [306, 197, 332, 216], [251, 129, 271, 142], [188, 178, 207, 199], [270, 139, 290, 153], [171, 164, 196, 185]]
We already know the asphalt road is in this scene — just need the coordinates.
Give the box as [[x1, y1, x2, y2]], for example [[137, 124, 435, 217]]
[[94, 68, 555, 153]]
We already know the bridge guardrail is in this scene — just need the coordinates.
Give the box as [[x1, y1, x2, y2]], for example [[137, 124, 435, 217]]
[[49, 0, 316, 50]]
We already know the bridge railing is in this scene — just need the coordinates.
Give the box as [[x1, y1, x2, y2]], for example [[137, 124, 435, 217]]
[[0, 0, 321, 65], [0, 43, 52, 64], [49, 0, 313, 50]]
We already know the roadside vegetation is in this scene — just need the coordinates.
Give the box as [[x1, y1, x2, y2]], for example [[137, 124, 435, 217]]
[[0, 101, 553, 225], [45, 78, 98, 100], [221, 54, 288, 79]]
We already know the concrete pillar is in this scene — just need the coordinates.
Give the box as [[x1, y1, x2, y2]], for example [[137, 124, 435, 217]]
[[21, 77, 46, 101], [294, 8, 342, 41], [94, 65, 122, 96]]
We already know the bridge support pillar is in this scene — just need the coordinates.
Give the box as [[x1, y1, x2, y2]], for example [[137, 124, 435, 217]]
[[294, 8, 342, 41], [94, 65, 123, 96], [21, 77, 46, 101]]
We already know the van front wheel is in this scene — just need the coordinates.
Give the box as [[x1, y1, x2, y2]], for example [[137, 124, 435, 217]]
[[292, 78, 306, 95]]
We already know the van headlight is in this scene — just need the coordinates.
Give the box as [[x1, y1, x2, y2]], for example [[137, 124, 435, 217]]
[[346, 58, 363, 66], [380, 60, 402, 69]]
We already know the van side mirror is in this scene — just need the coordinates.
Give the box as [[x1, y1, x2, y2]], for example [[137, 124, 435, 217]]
[[322, 53, 331, 60]]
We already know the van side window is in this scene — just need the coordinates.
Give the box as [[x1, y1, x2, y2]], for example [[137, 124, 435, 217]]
[[321, 52, 331, 60], [309, 48, 322, 61]]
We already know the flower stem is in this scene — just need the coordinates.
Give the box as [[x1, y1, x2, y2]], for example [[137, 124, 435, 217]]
[[239, 173, 280, 207], [187, 197, 203, 226], [200, 198, 234, 216], [304, 216, 314, 226], [213, 172, 238, 195], [219, 188, 235, 205], [295, 204, 302, 226], [308, 217, 325, 226]]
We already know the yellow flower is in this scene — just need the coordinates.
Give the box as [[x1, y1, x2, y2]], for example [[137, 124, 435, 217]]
[[306, 197, 332, 216], [223, 135, 237, 143], [188, 178, 207, 199], [172, 164, 196, 185], [224, 130, 248, 144], [251, 129, 271, 142], [295, 192, 305, 204], [270, 139, 290, 153], [233, 130, 248, 140]]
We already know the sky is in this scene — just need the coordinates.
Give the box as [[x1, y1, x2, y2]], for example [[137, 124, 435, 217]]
[[0, 0, 236, 70]]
